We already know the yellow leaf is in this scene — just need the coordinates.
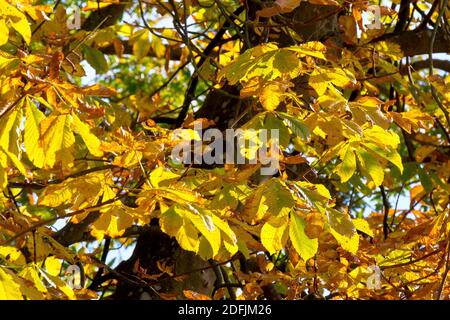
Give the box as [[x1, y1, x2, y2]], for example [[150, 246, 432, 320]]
[[0, 19, 8, 46], [91, 205, 135, 241], [259, 83, 284, 111], [43, 272, 76, 300], [183, 290, 211, 300], [0, 1, 31, 44], [261, 214, 289, 255], [132, 30, 150, 61], [72, 113, 103, 157], [0, 246, 26, 266], [415, 145, 435, 163], [335, 144, 356, 183], [352, 218, 373, 237], [45, 257, 62, 277], [24, 98, 45, 168], [19, 266, 47, 293], [289, 212, 318, 261], [40, 114, 75, 168], [356, 149, 384, 186], [38, 172, 107, 209], [327, 209, 359, 254], [0, 266, 23, 300]]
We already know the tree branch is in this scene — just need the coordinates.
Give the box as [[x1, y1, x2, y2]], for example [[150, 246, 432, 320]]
[[372, 29, 450, 56]]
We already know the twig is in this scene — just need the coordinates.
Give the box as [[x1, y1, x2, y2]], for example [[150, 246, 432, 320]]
[[1, 197, 119, 246], [436, 240, 450, 299], [380, 185, 391, 239], [174, 5, 244, 127], [428, 0, 450, 128]]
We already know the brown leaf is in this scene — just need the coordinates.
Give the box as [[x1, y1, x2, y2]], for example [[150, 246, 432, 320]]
[[183, 290, 211, 300]]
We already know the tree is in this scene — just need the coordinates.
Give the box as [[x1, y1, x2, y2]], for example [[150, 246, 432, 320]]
[[0, 0, 449, 300]]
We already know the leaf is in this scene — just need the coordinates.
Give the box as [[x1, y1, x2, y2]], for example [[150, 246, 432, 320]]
[[352, 218, 373, 237], [42, 271, 76, 300], [277, 112, 310, 140], [91, 205, 135, 241], [261, 215, 289, 255], [356, 148, 384, 186], [326, 208, 359, 254], [219, 44, 301, 85], [19, 266, 47, 294], [132, 30, 151, 61], [183, 290, 211, 300], [272, 50, 300, 75], [0, 1, 31, 44], [0, 266, 23, 300], [287, 42, 327, 60], [335, 144, 356, 183], [38, 172, 107, 209], [82, 45, 108, 74], [0, 19, 8, 46], [39, 114, 75, 168], [159, 205, 223, 259], [289, 213, 318, 261], [243, 179, 295, 224], [338, 15, 357, 45], [293, 181, 331, 213], [260, 83, 284, 111], [81, 84, 117, 97], [0, 246, 26, 266], [72, 113, 103, 157], [24, 98, 45, 168], [263, 113, 291, 148]]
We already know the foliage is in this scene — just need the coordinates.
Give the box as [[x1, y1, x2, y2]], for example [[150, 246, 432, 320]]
[[0, 0, 449, 300]]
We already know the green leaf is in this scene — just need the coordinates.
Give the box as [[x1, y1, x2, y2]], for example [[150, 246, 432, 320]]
[[289, 213, 318, 261], [277, 112, 310, 141], [336, 144, 356, 183], [272, 49, 300, 76], [326, 208, 359, 254], [356, 149, 384, 186], [264, 113, 291, 148], [83, 45, 108, 74]]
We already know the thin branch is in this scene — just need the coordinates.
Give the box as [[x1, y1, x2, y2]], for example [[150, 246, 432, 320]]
[[436, 240, 450, 299], [0, 197, 119, 246], [428, 0, 450, 128], [380, 185, 391, 240]]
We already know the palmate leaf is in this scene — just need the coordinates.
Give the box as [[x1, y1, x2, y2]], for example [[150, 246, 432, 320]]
[[159, 204, 237, 259], [243, 178, 295, 224], [334, 125, 403, 186]]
